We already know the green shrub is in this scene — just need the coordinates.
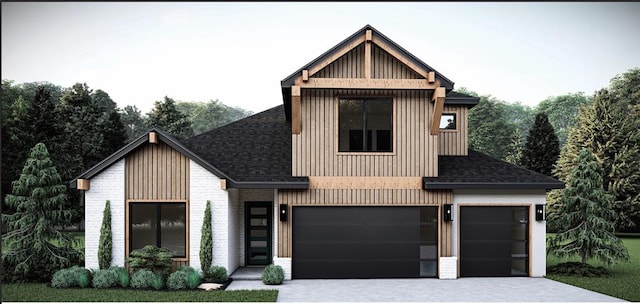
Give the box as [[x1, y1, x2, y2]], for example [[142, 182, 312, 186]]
[[92, 268, 119, 289], [126, 245, 173, 276], [204, 265, 228, 283], [200, 201, 213, 272], [111, 266, 130, 288], [262, 264, 284, 285], [131, 269, 157, 289], [98, 200, 113, 269], [547, 262, 609, 277], [186, 269, 201, 289], [51, 266, 91, 288], [151, 273, 164, 290], [167, 270, 188, 290]]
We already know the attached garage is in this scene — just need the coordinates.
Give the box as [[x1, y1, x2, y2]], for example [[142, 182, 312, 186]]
[[292, 206, 438, 279], [459, 206, 529, 277]]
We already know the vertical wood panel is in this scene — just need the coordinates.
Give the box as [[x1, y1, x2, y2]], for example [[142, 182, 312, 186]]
[[438, 106, 468, 156], [125, 142, 189, 200]]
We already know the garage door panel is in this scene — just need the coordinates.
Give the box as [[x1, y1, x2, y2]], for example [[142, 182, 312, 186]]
[[292, 207, 436, 279], [460, 259, 512, 277], [461, 241, 511, 259]]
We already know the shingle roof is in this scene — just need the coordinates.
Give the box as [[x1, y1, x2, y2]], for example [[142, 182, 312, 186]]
[[423, 150, 564, 190], [181, 105, 308, 189], [445, 91, 479, 107]]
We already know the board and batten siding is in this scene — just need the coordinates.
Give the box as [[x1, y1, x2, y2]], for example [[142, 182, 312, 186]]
[[124, 141, 190, 269], [292, 89, 438, 177], [276, 189, 452, 258], [438, 105, 468, 156]]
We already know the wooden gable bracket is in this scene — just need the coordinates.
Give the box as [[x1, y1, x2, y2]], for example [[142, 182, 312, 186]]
[[294, 35, 367, 85], [292, 85, 301, 134], [77, 178, 90, 191], [430, 86, 446, 135], [149, 131, 158, 144]]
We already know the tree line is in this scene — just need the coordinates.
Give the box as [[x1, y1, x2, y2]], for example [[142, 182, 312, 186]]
[[1, 80, 253, 226]]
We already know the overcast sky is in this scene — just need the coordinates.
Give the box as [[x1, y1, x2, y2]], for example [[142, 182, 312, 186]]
[[2, 2, 639, 114]]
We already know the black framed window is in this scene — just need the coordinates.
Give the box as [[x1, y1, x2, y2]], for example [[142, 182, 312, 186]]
[[439, 113, 456, 130], [130, 202, 186, 258], [339, 98, 393, 152]]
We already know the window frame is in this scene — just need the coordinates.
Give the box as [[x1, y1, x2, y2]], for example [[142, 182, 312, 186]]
[[335, 96, 396, 155], [126, 200, 189, 261], [439, 111, 458, 132]]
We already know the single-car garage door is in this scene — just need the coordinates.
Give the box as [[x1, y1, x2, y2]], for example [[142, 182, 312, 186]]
[[292, 207, 437, 279], [460, 206, 529, 277]]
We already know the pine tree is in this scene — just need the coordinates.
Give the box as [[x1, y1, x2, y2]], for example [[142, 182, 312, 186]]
[[520, 112, 560, 176], [146, 96, 194, 140], [547, 149, 629, 265], [200, 201, 213, 272], [98, 200, 113, 269], [504, 128, 524, 165], [1, 143, 83, 282]]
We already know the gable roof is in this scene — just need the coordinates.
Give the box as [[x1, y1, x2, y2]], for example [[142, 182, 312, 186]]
[[280, 24, 457, 121], [69, 128, 232, 189], [445, 91, 480, 107], [423, 150, 565, 190], [181, 105, 308, 189]]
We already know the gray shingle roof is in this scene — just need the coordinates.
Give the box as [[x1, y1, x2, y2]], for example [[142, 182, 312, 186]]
[[181, 105, 308, 189], [423, 150, 564, 190]]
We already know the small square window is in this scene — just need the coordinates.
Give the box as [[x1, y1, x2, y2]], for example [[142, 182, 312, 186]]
[[439, 113, 456, 130]]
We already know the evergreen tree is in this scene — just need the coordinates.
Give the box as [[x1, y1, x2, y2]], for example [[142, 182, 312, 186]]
[[504, 128, 524, 165], [547, 149, 629, 265], [146, 96, 194, 140], [468, 95, 516, 160], [120, 105, 146, 142], [98, 200, 113, 269], [200, 201, 213, 272], [1, 143, 82, 282], [520, 112, 560, 176], [536, 93, 591, 148]]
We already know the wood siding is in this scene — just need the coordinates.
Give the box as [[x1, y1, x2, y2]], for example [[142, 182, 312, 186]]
[[292, 89, 438, 177], [125, 141, 190, 201], [314, 43, 364, 78], [371, 43, 422, 79], [438, 106, 468, 156], [277, 189, 452, 257]]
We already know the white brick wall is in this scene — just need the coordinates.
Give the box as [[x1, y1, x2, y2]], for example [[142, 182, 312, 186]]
[[84, 159, 125, 270], [227, 189, 241, 272], [189, 161, 228, 272], [438, 257, 457, 279], [273, 257, 292, 280]]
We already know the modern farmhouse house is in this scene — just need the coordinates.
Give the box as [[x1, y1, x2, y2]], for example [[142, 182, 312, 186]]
[[72, 25, 563, 280]]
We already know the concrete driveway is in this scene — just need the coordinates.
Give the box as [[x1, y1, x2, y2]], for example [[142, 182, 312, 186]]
[[227, 277, 624, 302]]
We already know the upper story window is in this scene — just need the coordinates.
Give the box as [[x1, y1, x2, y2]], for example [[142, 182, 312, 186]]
[[338, 98, 393, 152], [439, 113, 457, 130]]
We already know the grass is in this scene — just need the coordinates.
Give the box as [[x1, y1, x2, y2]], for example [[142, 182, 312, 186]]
[[546, 235, 640, 302], [1, 283, 278, 302]]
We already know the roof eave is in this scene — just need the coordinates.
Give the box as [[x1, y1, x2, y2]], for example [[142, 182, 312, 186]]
[[228, 179, 309, 190], [423, 180, 565, 191]]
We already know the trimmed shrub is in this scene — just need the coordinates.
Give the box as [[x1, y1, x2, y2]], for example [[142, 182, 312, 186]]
[[131, 269, 157, 289], [92, 268, 119, 289], [547, 262, 609, 277], [98, 200, 113, 269], [151, 273, 164, 290], [262, 264, 284, 285], [167, 266, 201, 290], [167, 270, 188, 290], [126, 245, 173, 277], [51, 266, 91, 288], [200, 201, 213, 272], [204, 265, 228, 283], [111, 266, 130, 288]]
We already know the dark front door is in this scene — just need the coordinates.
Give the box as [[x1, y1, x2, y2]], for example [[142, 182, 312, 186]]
[[245, 202, 272, 266]]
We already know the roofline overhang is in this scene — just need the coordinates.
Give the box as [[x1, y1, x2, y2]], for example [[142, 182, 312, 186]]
[[423, 179, 565, 191], [228, 179, 310, 190], [444, 97, 480, 108]]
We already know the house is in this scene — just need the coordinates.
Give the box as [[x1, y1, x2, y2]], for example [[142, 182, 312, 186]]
[[71, 25, 563, 280]]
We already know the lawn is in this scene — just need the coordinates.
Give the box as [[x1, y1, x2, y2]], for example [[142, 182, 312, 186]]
[[546, 235, 640, 302], [1, 283, 278, 302]]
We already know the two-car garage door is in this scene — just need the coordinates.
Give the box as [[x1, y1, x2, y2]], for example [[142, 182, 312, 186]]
[[292, 207, 438, 279]]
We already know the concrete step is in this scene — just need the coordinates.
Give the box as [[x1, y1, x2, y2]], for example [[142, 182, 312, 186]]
[[230, 267, 264, 280]]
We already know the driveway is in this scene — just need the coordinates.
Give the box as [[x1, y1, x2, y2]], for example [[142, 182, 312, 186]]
[[227, 277, 624, 302]]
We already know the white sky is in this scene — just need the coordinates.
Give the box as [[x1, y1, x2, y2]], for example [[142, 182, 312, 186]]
[[2, 2, 639, 114]]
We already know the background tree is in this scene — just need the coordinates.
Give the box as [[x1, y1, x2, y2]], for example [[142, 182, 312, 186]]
[[520, 112, 560, 176], [503, 101, 535, 138], [547, 149, 629, 266], [504, 128, 524, 165], [146, 96, 194, 140], [536, 93, 591, 148], [550, 69, 640, 232], [1, 143, 82, 282], [467, 94, 517, 160], [120, 105, 146, 142], [98, 200, 113, 269], [176, 99, 253, 135], [200, 201, 213, 273]]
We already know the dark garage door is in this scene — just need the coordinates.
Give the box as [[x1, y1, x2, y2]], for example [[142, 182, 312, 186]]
[[292, 207, 437, 279], [460, 206, 529, 277]]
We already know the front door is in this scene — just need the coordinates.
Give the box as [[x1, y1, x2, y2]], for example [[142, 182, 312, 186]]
[[245, 202, 272, 265]]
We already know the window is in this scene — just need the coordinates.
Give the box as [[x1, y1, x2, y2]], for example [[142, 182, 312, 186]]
[[439, 113, 456, 130], [130, 202, 186, 257], [338, 98, 393, 152]]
